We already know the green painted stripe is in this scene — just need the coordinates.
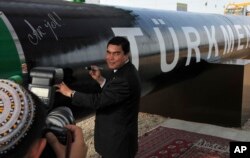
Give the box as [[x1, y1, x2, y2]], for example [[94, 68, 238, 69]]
[[0, 13, 22, 79]]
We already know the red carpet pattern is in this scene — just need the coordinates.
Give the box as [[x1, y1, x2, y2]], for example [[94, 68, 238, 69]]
[[136, 126, 230, 158]]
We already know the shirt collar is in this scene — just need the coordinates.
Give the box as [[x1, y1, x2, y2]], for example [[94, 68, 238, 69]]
[[114, 59, 129, 73]]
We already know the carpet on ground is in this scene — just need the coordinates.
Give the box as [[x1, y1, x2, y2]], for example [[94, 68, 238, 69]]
[[136, 126, 231, 158]]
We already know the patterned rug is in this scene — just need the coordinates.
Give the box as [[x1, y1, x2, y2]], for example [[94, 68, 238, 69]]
[[77, 113, 167, 158], [136, 126, 231, 158]]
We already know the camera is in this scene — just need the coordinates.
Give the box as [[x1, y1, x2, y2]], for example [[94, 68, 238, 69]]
[[44, 106, 75, 145], [40, 107, 75, 158], [28, 67, 75, 144], [29, 67, 63, 109]]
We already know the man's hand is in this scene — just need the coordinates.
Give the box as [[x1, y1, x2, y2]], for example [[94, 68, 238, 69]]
[[55, 82, 73, 98], [88, 65, 105, 85]]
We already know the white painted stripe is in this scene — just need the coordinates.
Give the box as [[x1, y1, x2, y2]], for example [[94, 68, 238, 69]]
[[158, 19, 165, 25], [0, 11, 26, 64], [152, 18, 159, 25]]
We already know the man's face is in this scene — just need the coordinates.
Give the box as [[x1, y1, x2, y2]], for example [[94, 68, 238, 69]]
[[106, 44, 129, 70]]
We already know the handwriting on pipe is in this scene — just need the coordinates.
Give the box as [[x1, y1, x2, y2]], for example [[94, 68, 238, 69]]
[[25, 12, 62, 45]]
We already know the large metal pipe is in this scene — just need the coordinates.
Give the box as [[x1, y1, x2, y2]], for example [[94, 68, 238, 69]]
[[1, 0, 250, 119]]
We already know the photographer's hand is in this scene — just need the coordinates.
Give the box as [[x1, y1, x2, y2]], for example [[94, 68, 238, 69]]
[[45, 132, 65, 158], [65, 125, 88, 158], [46, 125, 88, 158]]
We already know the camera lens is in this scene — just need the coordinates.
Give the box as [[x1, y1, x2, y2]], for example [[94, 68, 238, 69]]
[[46, 106, 75, 127]]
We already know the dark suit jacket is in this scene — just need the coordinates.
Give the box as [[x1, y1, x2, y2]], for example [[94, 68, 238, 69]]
[[72, 61, 141, 158]]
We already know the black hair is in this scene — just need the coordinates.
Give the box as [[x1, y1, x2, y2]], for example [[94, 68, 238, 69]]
[[107, 36, 130, 54]]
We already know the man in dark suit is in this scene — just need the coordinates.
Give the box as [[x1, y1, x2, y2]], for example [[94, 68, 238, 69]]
[[57, 36, 141, 158]]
